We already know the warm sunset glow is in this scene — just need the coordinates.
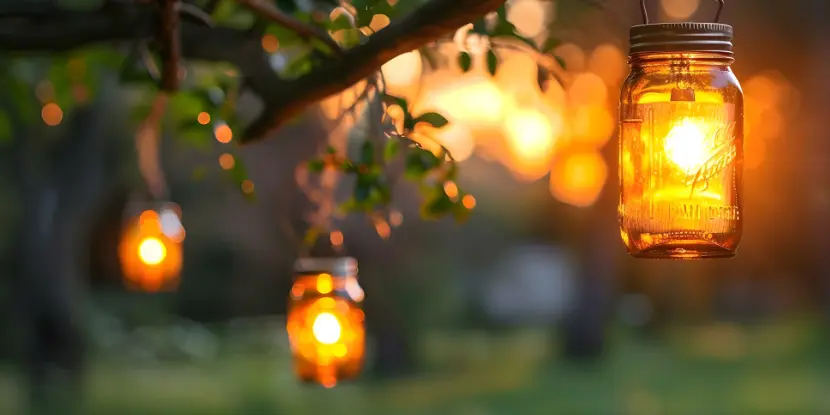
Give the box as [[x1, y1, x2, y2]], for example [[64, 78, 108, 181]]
[[568, 72, 608, 107], [421, 73, 504, 127], [663, 118, 712, 174], [381, 51, 423, 88], [137, 237, 167, 266], [508, 0, 548, 38], [504, 108, 559, 162], [434, 121, 475, 161], [312, 312, 342, 345], [550, 151, 608, 207]]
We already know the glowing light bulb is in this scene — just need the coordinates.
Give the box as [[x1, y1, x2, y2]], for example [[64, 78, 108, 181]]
[[312, 312, 342, 345], [663, 118, 712, 174], [137, 237, 167, 265]]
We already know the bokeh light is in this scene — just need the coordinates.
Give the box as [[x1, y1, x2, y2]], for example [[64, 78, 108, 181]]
[[589, 44, 627, 86], [568, 72, 608, 107], [381, 51, 423, 89], [41, 102, 63, 126], [550, 151, 608, 207], [219, 153, 235, 170], [214, 123, 233, 143], [661, 0, 700, 20], [508, 0, 548, 39], [261, 34, 279, 53], [554, 43, 586, 73]]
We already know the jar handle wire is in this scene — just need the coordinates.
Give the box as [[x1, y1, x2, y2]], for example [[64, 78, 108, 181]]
[[640, 0, 724, 24]]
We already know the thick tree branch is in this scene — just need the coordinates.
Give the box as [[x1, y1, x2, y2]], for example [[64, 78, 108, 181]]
[[0, 0, 506, 144], [241, 0, 506, 142]]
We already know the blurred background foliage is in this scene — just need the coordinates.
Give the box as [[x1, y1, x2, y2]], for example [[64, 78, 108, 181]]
[[2, 0, 830, 413]]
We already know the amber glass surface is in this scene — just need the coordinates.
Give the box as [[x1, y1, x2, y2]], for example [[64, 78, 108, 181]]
[[286, 272, 365, 387], [619, 52, 744, 259], [118, 210, 183, 291]]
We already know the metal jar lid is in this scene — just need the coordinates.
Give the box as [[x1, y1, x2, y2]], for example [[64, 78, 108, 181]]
[[629, 22, 733, 55], [294, 257, 358, 278]]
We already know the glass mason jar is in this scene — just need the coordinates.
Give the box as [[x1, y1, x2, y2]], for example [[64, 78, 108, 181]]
[[287, 257, 365, 387], [619, 22, 744, 259]]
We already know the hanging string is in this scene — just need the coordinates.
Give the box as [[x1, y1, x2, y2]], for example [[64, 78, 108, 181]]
[[135, 93, 169, 200]]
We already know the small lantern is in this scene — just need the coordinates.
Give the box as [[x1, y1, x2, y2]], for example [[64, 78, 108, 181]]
[[118, 203, 184, 291], [619, 0, 743, 259], [287, 257, 365, 388]]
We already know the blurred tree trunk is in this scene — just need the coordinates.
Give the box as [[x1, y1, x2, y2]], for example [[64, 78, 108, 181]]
[[561, 141, 619, 359], [10, 90, 117, 414]]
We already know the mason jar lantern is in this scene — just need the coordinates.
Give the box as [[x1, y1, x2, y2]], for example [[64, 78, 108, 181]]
[[619, 0, 743, 259], [287, 257, 365, 387]]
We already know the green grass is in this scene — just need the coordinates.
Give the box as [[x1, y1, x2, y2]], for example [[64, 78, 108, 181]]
[[4, 322, 830, 414]]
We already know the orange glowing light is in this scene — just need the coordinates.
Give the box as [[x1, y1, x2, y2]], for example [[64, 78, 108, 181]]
[[41, 103, 63, 126], [381, 51, 423, 88], [330, 231, 344, 246], [550, 151, 607, 208], [241, 180, 254, 194], [261, 34, 280, 53], [119, 210, 182, 292], [662, 118, 713, 174], [219, 153, 235, 170], [137, 237, 167, 265], [443, 181, 459, 200], [287, 262, 365, 387], [214, 123, 233, 143], [462, 194, 476, 209], [197, 112, 211, 125]]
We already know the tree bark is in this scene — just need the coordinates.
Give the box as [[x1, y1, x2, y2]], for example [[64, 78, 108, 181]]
[[10, 88, 117, 414]]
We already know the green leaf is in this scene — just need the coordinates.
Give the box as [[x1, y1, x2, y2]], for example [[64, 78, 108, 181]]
[[486, 49, 498, 76], [471, 19, 488, 35], [384, 138, 400, 161], [360, 141, 375, 165], [542, 37, 563, 54], [326, 145, 338, 155], [414, 112, 449, 129], [178, 119, 213, 150], [327, 14, 354, 32], [421, 187, 454, 220], [452, 200, 472, 223], [555, 55, 567, 69], [405, 147, 441, 180], [458, 52, 472, 73], [382, 93, 415, 131], [307, 159, 325, 173]]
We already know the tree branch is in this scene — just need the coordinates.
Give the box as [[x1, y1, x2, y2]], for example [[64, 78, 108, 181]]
[[240, 0, 506, 143], [234, 0, 342, 55], [0, 0, 506, 144]]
